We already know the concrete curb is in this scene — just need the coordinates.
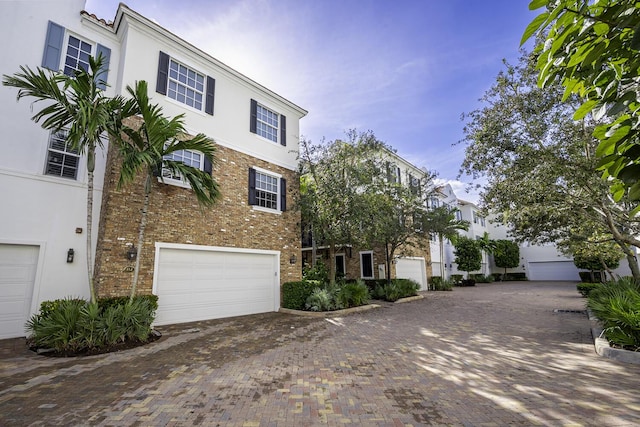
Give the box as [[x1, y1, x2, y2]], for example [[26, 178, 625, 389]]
[[394, 294, 425, 303], [587, 309, 640, 365], [279, 304, 381, 317]]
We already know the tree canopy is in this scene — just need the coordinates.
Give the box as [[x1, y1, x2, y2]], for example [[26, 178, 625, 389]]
[[523, 0, 640, 202], [453, 236, 482, 278], [459, 49, 640, 278]]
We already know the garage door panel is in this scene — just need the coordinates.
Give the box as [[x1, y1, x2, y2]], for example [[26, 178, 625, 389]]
[[528, 261, 579, 281], [396, 258, 427, 290], [0, 244, 39, 339], [154, 247, 278, 326]]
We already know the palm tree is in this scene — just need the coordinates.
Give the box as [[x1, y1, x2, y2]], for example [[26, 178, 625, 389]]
[[3, 56, 134, 303], [476, 231, 497, 276], [118, 80, 221, 300], [423, 206, 470, 280]]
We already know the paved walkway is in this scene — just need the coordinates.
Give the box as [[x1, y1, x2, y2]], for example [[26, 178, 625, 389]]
[[1, 281, 639, 426]]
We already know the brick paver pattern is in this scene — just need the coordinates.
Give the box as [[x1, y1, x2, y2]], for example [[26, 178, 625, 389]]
[[1, 281, 639, 426]]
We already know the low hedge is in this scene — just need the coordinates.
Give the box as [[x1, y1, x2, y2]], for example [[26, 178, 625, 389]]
[[577, 282, 600, 298], [281, 280, 321, 310]]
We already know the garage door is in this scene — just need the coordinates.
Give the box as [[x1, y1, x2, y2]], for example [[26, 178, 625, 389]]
[[0, 244, 39, 339], [154, 245, 280, 326], [528, 261, 579, 281], [396, 257, 427, 291]]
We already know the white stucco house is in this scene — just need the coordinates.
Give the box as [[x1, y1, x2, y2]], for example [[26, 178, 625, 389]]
[[0, 1, 307, 339]]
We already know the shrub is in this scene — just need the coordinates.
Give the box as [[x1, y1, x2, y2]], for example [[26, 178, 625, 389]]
[[450, 274, 463, 285], [429, 277, 453, 291], [504, 272, 527, 281], [25, 295, 157, 354], [577, 282, 601, 298], [491, 273, 503, 282], [335, 280, 370, 308], [588, 277, 640, 349], [471, 274, 494, 283], [374, 279, 420, 302], [282, 281, 321, 310], [302, 261, 329, 284], [305, 288, 335, 312]]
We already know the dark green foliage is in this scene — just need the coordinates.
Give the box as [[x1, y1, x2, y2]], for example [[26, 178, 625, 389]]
[[493, 240, 520, 274], [471, 274, 494, 283], [491, 273, 503, 281], [429, 277, 453, 291], [305, 288, 335, 312], [579, 271, 604, 283], [453, 237, 482, 276], [373, 279, 420, 302], [450, 274, 463, 285], [588, 277, 640, 349], [98, 294, 159, 312], [335, 280, 370, 308], [282, 281, 321, 310], [26, 296, 156, 353], [504, 273, 527, 281], [302, 261, 329, 284], [577, 283, 601, 298]]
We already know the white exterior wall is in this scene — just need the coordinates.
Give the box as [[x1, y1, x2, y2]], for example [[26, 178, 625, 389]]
[[114, 9, 304, 171], [0, 0, 117, 312]]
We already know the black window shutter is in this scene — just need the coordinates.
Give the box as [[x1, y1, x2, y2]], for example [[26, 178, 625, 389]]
[[203, 156, 212, 175], [156, 51, 169, 95], [152, 161, 163, 177], [280, 178, 287, 212], [280, 115, 286, 146], [248, 168, 257, 205], [42, 21, 65, 70], [249, 99, 258, 134], [205, 76, 215, 115]]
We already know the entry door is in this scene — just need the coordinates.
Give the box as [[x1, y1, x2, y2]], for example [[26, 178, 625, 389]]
[[335, 254, 345, 279]]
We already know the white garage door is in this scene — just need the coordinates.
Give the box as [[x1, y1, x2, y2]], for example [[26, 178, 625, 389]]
[[154, 245, 280, 326], [396, 257, 427, 291], [0, 244, 39, 339], [528, 261, 579, 281]]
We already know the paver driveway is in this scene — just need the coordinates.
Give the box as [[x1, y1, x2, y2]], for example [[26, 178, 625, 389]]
[[1, 281, 639, 426]]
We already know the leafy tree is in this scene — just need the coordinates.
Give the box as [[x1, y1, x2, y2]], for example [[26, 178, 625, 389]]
[[459, 49, 640, 279], [477, 231, 497, 276], [422, 206, 469, 279], [493, 240, 520, 279], [2, 56, 135, 303], [523, 0, 640, 202], [361, 167, 435, 282], [557, 229, 624, 282], [117, 81, 221, 300], [299, 131, 389, 282], [453, 236, 482, 279]]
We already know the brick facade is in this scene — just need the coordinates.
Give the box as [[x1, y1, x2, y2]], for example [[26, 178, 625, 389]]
[[94, 135, 302, 298]]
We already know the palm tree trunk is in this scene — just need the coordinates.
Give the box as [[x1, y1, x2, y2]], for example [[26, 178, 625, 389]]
[[87, 148, 96, 304], [130, 173, 151, 301]]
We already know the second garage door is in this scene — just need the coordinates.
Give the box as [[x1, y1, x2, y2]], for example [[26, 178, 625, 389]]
[[0, 244, 39, 339], [527, 261, 579, 281], [395, 257, 427, 291], [154, 244, 280, 326]]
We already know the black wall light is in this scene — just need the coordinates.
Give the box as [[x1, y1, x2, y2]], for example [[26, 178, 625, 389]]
[[67, 248, 74, 263], [127, 246, 137, 261]]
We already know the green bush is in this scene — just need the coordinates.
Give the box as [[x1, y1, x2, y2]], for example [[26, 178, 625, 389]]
[[335, 280, 370, 308], [430, 277, 453, 291], [504, 272, 528, 281], [305, 288, 335, 312], [471, 274, 494, 283], [577, 282, 601, 298], [374, 279, 420, 302], [450, 274, 463, 285], [588, 277, 640, 349], [302, 261, 329, 284], [491, 273, 503, 281], [282, 280, 321, 310], [26, 295, 156, 353]]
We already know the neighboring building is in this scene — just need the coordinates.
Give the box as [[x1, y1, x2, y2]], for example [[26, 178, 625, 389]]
[[301, 150, 431, 291], [0, 1, 306, 338]]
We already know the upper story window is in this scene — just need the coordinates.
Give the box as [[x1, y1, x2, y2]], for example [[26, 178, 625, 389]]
[[248, 167, 287, 213], [408, 173, 421, 196], [41, 21, 111, 89], [156, 51, 215, 115], [455, 210, 463, 221], [386, 162, 401, 184], [250, 99, 287, 146], [428, 197, 440, 209], [473, 211, 486, 226], [63, 35, 92, 76], [168, 59, 205, 110], [45, 129, 79, 179]]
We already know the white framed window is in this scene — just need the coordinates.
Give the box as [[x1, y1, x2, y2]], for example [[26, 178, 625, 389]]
[[455, 210, 463, 221], [256, 104, 279, 143], [360, 251, 374, 279], [44, 129, 80, 179], [161, 149, 203, 186], [168, 59, 205, 111], [249, 99, 286, 146], [248, 167, 286, 213], [63, 34, 92, 76]]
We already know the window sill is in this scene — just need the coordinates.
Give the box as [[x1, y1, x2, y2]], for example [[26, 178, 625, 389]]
[[157, 176, 192, 189], [163, 96, 208, 117], [251, 206, 282, 215]]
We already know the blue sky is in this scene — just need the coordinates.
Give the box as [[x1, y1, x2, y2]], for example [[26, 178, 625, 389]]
[[86, 0, 537, 203]]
